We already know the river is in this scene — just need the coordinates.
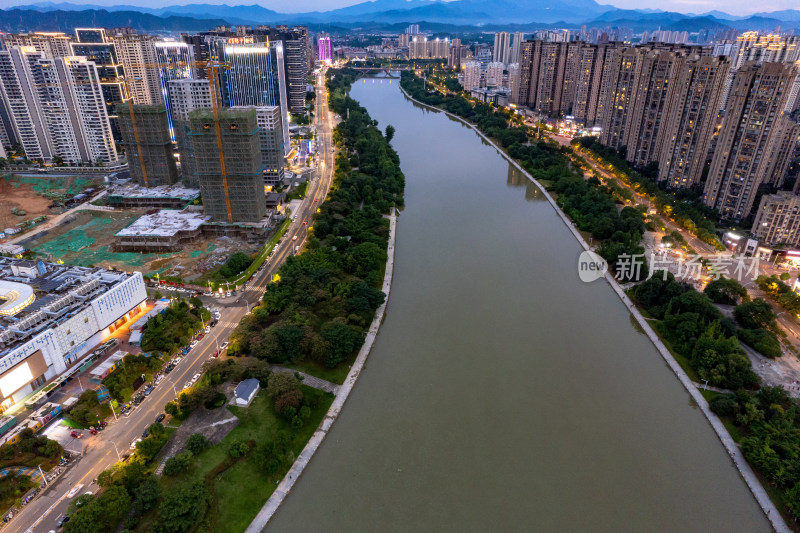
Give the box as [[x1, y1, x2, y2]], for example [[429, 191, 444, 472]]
[[266, 75, 771, 532]]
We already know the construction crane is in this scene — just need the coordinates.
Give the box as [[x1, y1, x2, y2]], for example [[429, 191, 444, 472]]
[[118, 59, 234, 222]]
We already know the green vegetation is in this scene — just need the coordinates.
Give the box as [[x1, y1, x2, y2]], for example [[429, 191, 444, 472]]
[[0, 430, 63, 515], [140, 299, 209, 355], [632, 274, 758, 389], [229, 68, 403, 381], [103, 353, 164, 402], [574, 137, 724, 251], [66, 389, 111, 426], [757, 275, 800, 315], [704, 277, 750, 305], [709, 386, 800, 522]]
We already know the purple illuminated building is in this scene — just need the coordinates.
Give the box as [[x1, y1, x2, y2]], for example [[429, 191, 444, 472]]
[[318, 36, 332, 62]]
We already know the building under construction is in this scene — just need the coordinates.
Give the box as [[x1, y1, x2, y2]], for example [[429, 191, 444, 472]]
[[117, 104, 179, 188], [189, 108, 266, 223]]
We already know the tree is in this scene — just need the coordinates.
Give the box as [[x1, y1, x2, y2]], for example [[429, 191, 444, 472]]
[[164, 451, 192, 476], [227, 439, 249, 458], [384, 124, 395, 143], [133, 476, 160, 513], [189, 296, 203, 309], [135, 436, 165, 462], [147, 422, 165, 439], [267, 372, 301, 399], [704, 277, 749, 305], [734, 298, 778, 332], [158, 483, 209, 533], [186, 433, 209, 455], [153, 290, 163, 300], [321, 321, 363, 367], [164, 401, 179, 417]]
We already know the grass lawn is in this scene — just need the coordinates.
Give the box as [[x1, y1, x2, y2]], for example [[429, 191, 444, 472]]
[[284, 356, 355, 385], [146, 386, 333, 532]]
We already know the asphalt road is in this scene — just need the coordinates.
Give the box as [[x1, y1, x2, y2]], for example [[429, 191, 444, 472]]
[[9, 67, 336, 533]]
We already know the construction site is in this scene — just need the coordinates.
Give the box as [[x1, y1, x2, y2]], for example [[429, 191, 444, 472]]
[[0, 174, 101, 238]]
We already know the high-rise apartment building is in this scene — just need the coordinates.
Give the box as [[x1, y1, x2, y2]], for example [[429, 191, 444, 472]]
[[232, 105, 285, 186], [0, 47, 117, 165], [168, 78, 214, 188], [409, 36, 449, 59], [510, 32, 526, 65], [703, 62, 798, 220], [277, 29, 310, 114], [189, 108, 266, 223], [71, 28, 128, 142], [493, 32, 511, 64], [485, 62, 504, 88], [658, 55, 729, 188], [460, 61, 482, 91], [4, 33, 72, 58], [114, 34, 161, 105], [117, 104, 178, 187]]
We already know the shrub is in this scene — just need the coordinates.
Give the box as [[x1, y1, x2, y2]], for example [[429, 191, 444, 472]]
[[163, 451, 192, 476], [186, 433, 209, 455]]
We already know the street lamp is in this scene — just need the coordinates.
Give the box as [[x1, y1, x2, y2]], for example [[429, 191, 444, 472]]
[[38, 463, 48, 486], [112, 441, 121, 462]]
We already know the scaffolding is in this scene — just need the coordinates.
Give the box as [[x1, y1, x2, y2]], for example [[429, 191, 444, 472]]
[[189, 108, 266, 223], [116, 104, 179, 188]]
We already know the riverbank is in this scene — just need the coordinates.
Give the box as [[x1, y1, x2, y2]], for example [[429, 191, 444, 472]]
[[399, 85, 788, 533], [244, 210, 398, 532]]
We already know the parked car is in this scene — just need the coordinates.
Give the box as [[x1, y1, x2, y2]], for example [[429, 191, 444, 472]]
[[154, 375, 164, 385], [184, 380, 192, 389], [164, 365, 174, 375], [191, 373, 201, 384], [56, 514, 70, 527], [142, 428, 149, 439], [130, 438, 141, 449], [226, 292, 231, 298], [190, 340, 198, 348], [143, 386, 154, 396], [204, 326, 210, 334], [155, 413, 165, 424], [70, 431, 82, 439], [197, 333, 205, 341], [213, 350, 219, 358], [220, 341, 229, 350], [173, 356, 182, 365]]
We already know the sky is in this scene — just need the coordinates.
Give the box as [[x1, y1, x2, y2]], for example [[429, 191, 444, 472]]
[[0, 0, 795, 16]]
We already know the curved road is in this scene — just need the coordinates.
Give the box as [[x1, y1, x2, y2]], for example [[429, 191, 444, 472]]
[[7, 67, 335, 533]]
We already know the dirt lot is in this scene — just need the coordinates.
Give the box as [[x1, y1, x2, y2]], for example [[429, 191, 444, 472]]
[[0, 174, 101, 233]]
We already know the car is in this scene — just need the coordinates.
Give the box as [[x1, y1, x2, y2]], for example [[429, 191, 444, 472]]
[[214, 292, 220, 298], [226, 291, 231, 297], [190, 340, 198, 348], [220, 341, 229, 349], [213, 350, 219, 358], [182, 347, 190, 355], [143, 386, 154, 396], [203, 292, 212, 297], [303, 220, 308, 225], [155, 413, 165, 424], [197, 333, 205, 341], [67, 484, 84, 498], [70, 430, 82, 439], [154, 375, 164, 385], [89, 427, 97, 435], [204, 326, 210, 333], [191, 373, 201, 384], [129, 438, 141, 450], [142, 428, 149, 439], [133, 395, 144, 406], [173, 356, 182, 365], [164, 365, 174, 375], [292, 215, 298, 220], [232, 290, 237, 296], [56, 514, 70, 527], [184, 380, 192, 389], [314, 198, 318, 202]]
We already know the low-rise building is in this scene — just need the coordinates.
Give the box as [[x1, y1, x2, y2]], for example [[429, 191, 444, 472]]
[[114, 210, 210, 253]]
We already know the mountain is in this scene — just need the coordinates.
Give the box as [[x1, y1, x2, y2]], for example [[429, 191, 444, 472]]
[[751, 9, 800, 22], [666, 16, 730, 32], [0, 8, 229, 31]]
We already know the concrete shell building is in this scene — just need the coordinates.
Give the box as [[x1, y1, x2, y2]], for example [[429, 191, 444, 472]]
[[117, 104, 179, 187]]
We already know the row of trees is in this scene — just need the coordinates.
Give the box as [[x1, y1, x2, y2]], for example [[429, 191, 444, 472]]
[[756, 275, 800, 316], [140, 299, 209, 355], [575, 137, 724, 250], [229, 68, 404, 370]]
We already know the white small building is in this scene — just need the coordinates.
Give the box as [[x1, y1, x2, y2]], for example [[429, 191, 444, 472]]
[[233, 378, 260, 407]]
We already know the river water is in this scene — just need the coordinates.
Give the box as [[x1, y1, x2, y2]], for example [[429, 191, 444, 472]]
[[267, 76, 770, 532]]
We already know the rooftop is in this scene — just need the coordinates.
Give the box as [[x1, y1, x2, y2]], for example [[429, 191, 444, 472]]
[[116, 210, 210, 238], [0, 258, 134, 354], [108, 183, 200, 201]]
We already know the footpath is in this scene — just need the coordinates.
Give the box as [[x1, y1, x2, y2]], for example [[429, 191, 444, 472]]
[[399, 86, 789, 533], [245, 210, 398, 532]]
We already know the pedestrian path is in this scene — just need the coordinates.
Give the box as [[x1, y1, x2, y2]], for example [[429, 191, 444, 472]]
[[269, 366, 340, 395]]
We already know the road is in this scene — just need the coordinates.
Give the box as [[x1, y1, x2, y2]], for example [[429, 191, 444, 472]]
[[7, 67, 336, 533]]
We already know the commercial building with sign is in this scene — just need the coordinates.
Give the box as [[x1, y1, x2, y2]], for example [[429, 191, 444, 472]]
[[0, 259, 147, 410]]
